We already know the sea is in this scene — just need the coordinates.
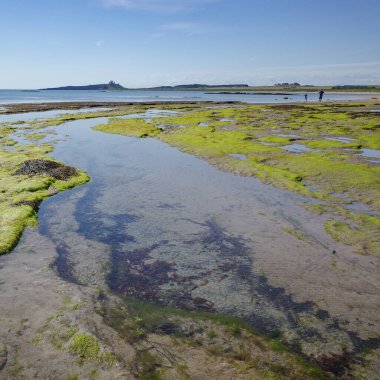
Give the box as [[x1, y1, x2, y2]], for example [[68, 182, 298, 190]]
[[0, 89, 376, 105]]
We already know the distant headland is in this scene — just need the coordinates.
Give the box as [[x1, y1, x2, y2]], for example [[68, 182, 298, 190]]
[[148, 84, 249, 89], [41, 81, 250, 91], [40, 81, 380, 93], [41, 81, 126, 91]]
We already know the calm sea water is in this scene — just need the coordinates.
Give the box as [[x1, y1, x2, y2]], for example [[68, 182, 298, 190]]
[[0, 89, 375, 104]]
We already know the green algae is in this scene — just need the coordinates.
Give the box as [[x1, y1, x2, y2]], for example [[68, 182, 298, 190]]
[[0, 125, 15, 137], [259, 136, 291, 145], [325, 209, 380, 257], [38, 311, 116, 367], [1, 138, 17, 146], [160, 126, 282, 158], [272, 152, 380, 208], [304, 139, 361, 149], [67, 334, 101, 361], [357, 133, 380, 149], [0, 203, 38, 255], [282, 227, 307, 241], [93, 118, 161, 138], [156, 110, 216, 127], [91, 102, 380, 258], [99, 296, 326, 379], [25, 133, 47, 141], [0, 130, 89, 255], [308, 202, 380, 257]]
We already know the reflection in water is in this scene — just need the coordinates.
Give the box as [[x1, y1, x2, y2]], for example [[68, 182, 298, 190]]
[[0, 107, 110, 123], [326, 136, 355, 143], [360, 148, 380, 158], [229, 153, 248, 160], [280, 143, 314, 153]]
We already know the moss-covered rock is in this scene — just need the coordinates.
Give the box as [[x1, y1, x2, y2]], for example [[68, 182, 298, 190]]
[[0, 137, 89, 255]]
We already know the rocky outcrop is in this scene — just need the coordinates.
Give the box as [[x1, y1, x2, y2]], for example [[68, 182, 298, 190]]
[[15, 159, 77, 180]]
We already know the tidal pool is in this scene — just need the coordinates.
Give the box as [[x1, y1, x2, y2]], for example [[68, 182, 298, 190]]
[[360, 148, 380, 159], [280, 143, 314, 153], [0, 109, 73, 123], [15, 116, 375, 356], [326, 136, 355, 143], [229, 153, 248, 160], [0, 108, 110, 123], [118, 109, 178, 120]]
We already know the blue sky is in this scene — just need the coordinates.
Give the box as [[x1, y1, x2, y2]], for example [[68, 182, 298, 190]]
[[1, 0, 379, 88]]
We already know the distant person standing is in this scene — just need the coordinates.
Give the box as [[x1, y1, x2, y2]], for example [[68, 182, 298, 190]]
[[304, 93, 308, 102], [319, 90, 325, 102]]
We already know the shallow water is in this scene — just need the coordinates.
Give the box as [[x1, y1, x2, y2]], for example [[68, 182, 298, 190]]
[[118, 109, 178, 120], [281, 143, 314, 153], [31, 119, 380, 357], [229, 153, 248, 160], [0, 107, 111, 123], [326, 136, 355, 143], [33, 118, 335, 330], [360, 148, 380, 158], [275, 133, 301, 139]]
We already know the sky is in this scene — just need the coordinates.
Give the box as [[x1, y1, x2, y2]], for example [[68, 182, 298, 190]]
[[0, 0, 379, 88]]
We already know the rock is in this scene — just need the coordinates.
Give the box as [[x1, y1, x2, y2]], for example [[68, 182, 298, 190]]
[[153, 322, 180, 335], [0, 342, 7, 370], [14, 159, 77, 180], [47, 186, 59, 196], [14, 199, 40, 211]]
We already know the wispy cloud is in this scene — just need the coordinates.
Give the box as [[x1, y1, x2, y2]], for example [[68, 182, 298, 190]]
[[159, 22, 204, 35], [101, 0, 219, 13], [95, 39, 104, 47], [144, 22, 206, 43], [160, 22, 195, 31]]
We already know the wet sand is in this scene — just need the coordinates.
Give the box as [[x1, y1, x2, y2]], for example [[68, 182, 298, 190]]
[[0, 229, 135, 379]]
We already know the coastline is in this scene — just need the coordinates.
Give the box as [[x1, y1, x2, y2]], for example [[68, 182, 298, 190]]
[[1, 94, 380, 115], [0, 89, 378, 108]]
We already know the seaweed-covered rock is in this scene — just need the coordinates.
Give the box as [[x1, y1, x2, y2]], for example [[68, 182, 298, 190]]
[[14, 199, 41, 211], [14, 159, 77, 180]]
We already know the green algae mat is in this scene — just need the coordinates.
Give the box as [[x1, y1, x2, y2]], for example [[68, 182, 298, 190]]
[[0, 144, 89, 255]]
